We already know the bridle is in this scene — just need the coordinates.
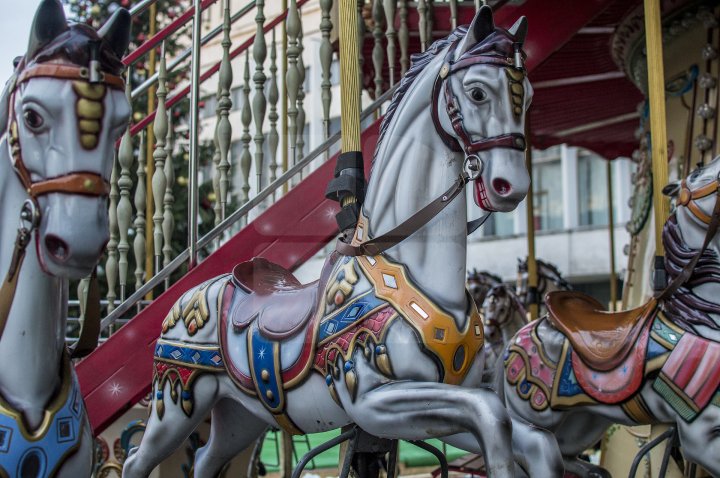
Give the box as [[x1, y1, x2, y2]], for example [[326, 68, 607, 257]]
[[484, 284, 528, 330], [0, 57, 125, 354], [337, 32, 527, 258], [657, 176, 720, 302], [431, 37, 526, 160]]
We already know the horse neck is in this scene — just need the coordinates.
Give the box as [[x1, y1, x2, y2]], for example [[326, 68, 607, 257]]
[[362, 53, 468, 324], [0, 137, 66, 426]]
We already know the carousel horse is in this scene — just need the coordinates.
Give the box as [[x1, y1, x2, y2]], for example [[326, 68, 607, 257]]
[[468, 268, 503, 309], [481, 284, 527, 383], [0, 1, 130, 476], [123, 8, 562, 478], [502, 155, 720, 477], [516, 257, 573, 316]]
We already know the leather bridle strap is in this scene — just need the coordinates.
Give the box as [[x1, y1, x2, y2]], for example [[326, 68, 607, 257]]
[[656, 180, 720, 302], [431, 41, 526, 155], [16, 63, 125, 90], [336, 173, 471, 257]]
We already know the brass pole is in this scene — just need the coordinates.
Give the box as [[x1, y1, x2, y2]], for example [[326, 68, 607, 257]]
[[607, 161, 617, 311], [282, 0, 289, 194], [644, 0, 670, 289], [144, 3, 157, 298], [524, 121, 538, 320], [338, 0, 362, 154]]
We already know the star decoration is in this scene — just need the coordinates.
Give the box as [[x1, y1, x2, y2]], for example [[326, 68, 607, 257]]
[[109, 382, 123, 397], [258, 347, 266, 360]]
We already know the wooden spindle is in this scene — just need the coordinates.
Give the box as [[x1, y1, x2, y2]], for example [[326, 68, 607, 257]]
[[417, 0, 427, 52], [320, 0, 333, 139], [162, 110, 175, 276], [286, 0, 301, 166], [449, 0, 458, 30], [426, 0, 434, 46], [296, 25, 306, 160]]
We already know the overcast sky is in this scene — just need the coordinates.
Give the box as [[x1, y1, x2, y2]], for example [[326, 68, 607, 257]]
[[0, 1, 45, 81]]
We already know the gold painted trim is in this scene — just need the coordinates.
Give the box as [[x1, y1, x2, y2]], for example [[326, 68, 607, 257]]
[[156, 338, 221, 351], [153, 357, 225, 373], [356, 254, 484, 385], [247, 324, 286, 414], [549, 340, 597, 409], [0, 352, 73, 441], [318, 299, 390, 346], [505, 347, 552, 411], [48, 415, 86, 478], [530, 321, 556, 367], [621, 395, 655, 425]]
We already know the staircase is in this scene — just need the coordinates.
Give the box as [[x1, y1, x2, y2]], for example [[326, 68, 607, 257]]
[[76, 0, 616, 436]]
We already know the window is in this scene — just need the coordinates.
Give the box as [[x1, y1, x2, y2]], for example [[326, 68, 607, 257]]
[[484, 212, 514, 237], [577, 152, 610, 226], [199, 95, 216, 119], [533, 158, 563, 231], [330, 59, 340, 86]]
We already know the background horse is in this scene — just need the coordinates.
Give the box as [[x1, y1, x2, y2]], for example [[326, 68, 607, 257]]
[[468, 268, 503, 309], [0, 1, 130, 476], [481, 284, 527, 383], [503, 155, 720, 477], [123, 7, 560, 478], [516, 257, 573, 315]]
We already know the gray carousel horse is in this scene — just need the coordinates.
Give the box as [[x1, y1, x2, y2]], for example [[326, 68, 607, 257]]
[[502, 155, 720, 477], [0, 1, 130, 476], [481, 284, 528, 384], [468, 268, 503, 309], [516, 257, 573, 316], [123, 8, 561, 478]]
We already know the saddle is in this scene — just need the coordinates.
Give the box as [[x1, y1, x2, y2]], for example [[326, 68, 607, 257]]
[[231, 257, 320, 340], [546, 291, 657, 372]]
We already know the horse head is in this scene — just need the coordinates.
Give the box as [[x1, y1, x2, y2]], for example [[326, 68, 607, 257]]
[[0, 0, 131, 278], [434, 6, 533, 212]]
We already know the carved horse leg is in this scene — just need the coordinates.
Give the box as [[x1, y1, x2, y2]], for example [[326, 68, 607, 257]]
[[193, 397, 268, 478], [122, 375, 222, 478], [675, 405, 720, 476], [339, 380, 515, 478]]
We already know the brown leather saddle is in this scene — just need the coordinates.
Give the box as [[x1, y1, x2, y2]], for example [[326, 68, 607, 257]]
[[230, 257, 322, 340], [546, 291, 658, 372]]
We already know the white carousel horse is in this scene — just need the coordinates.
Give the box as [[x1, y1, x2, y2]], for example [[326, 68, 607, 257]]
[[516, 257, 573, 316], [481, 284, 527, 383], [123, 8, 561, 478], [502, 155, 720, 477], [0, 1, 130, 476]]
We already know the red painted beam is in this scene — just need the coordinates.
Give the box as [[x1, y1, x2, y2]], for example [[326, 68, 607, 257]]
[[78, 121, 381, 435]]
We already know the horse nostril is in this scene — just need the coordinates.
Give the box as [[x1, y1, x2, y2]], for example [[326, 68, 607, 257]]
[[45, 235, 69, 262], [492, 178, 512, 196]]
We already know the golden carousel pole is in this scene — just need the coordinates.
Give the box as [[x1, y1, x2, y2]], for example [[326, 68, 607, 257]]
[[525, 120, 539, 320], [144, 3, 157, 299], [644, 0, 670, 291], [607, 161, 617, 311]]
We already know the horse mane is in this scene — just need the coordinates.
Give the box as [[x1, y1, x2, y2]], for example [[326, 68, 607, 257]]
[[487, 283, 528, 318], [518, 257, 572, 290], [372, 26, 468, 166], [467, 269, 503, 284], [662, 215, 720, 331]]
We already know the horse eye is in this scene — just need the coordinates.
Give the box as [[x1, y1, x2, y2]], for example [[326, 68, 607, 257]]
[[470, 88, 487, 102], [23, 109, 44, 130]]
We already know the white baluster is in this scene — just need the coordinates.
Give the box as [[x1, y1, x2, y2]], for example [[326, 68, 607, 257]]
[[296, 25, 306, 162], [218, 0, 233, 218], [134, 132, 147, 293], [320, 0, 333, 139], [253, 0, 266, 192], [426, 0, 434, 47], [152, 43, 168, 275], [268, 29, 280, 186], [106, 155, 119, 314], [449, 0, 458, 30], [417, 0, 427, 52], [286, 0, 301, 166], [398, 0, 409, 75], [241, 50, 252, 205], [162, 110, 175, 279], [383, 0, 397, 87], [372, 0, 385, 98], [117, 74, 133, 302]]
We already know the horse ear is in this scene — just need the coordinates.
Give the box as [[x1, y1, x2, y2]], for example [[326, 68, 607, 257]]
[[508, 16, 528, 45], [27, 0, 68, 60], [458, 5, 494, 56], [662, 181, 681, 197], [99, 8, 132, 58]]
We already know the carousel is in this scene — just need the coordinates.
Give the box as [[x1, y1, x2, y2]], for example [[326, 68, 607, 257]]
[[2, 0, 720, 477]]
